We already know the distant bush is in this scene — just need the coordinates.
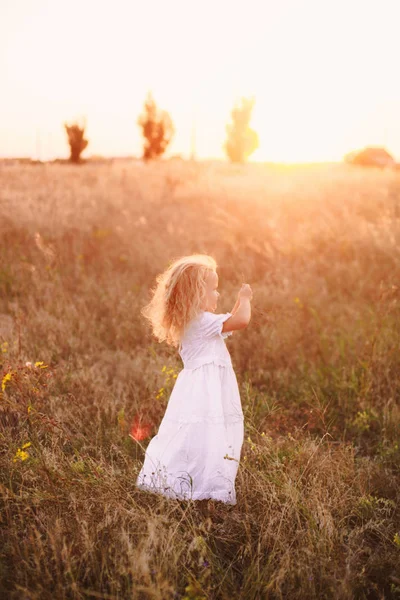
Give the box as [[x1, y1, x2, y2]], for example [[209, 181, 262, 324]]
[[224, 97, 259, 163], [344, 146, 395, 168], [138, 93, 174, 161], [64, 120, 89, 164]]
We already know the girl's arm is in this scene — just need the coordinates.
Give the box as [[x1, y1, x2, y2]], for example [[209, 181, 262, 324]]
[[223, 298, 251, 332], [223, 284, 253, 333], [230, 296, 241, 315]]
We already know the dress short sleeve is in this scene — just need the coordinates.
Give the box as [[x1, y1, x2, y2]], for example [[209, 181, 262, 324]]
[[202, 312, 233, 340]]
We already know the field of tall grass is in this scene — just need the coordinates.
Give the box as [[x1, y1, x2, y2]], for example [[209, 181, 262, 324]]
[[0, 160, 399, 599]]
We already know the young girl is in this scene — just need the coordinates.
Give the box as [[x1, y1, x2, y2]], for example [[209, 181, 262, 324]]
[[135, 254, 252, 505]]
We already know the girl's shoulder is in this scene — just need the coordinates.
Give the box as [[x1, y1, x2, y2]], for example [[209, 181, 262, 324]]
[[192, 311, 233, 339]]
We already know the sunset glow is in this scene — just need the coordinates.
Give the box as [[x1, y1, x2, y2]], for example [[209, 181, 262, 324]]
[[1, 0, 400, 162]]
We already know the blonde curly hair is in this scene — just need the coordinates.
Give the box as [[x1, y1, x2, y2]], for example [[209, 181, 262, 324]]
[[141, 254, 217, 347]]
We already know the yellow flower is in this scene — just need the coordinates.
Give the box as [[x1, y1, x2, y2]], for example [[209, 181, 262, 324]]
[[13, 447, 30, 462], [1, 372, 12, 392], [1, 342, 8, 353], [294, 297, 303, 307], [35, 361, 48, 369], [161, 365, 167, 373], [21, 442, 31, 449]]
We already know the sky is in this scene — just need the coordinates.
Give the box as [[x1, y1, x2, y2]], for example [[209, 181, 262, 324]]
[[1, 0, 400, 162]]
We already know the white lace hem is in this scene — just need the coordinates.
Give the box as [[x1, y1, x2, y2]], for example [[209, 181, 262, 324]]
[[136, 482, 237, 505]]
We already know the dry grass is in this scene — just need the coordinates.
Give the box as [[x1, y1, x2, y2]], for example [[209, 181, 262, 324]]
[[0, 160, 399, 600]]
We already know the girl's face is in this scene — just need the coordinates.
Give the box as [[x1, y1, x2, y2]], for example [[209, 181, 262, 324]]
[[203, 270, 219, 312]]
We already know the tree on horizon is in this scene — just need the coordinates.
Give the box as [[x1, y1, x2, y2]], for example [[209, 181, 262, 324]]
[[137, 93, 174, 160], [64, 119, 88, 163], [224, 97, 259, 163]]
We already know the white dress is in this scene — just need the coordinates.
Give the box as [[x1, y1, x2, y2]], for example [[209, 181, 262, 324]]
[[135, 311, 244, 505]]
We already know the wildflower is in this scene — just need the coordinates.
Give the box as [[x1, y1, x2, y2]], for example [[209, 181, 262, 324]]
[[25, 362, 33, 368], [1, 372, 12, 392], [34, 361, 48, 369], [394, 532, 400, 548], [294, 297, 303, 308], [1, 342, 8, 353], [129, 415, 151, 441], [161, 365, 167, 373], [13, 443, 31, 462]]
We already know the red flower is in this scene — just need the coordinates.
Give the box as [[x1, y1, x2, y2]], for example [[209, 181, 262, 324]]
[[129, 415, 151, 441]]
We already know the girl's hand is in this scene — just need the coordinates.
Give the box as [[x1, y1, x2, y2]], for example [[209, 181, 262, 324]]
[[239, 283, 253, 300]]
